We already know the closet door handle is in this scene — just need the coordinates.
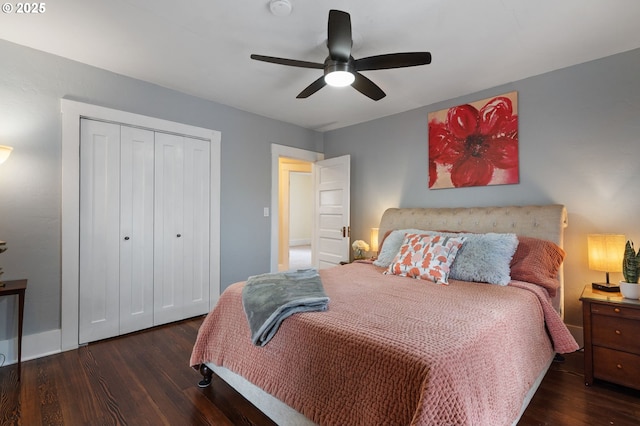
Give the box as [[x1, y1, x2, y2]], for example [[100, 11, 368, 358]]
[[176, 234, 182, 238], [124, 236, 130, 241]]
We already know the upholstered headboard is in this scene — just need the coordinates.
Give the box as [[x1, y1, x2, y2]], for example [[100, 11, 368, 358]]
[[378, 204, 568, 315]]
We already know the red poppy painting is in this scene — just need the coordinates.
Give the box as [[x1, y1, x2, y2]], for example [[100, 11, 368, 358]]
[[428, 91, 519, 189]]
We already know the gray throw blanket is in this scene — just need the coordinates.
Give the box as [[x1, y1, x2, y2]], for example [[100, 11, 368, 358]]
[[242, 268, 329, 346]]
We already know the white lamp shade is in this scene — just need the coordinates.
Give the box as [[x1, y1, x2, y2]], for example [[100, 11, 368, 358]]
[[587, 234, 625, 272], [370, 228, 379, 253], [0, 145, 12, 164]]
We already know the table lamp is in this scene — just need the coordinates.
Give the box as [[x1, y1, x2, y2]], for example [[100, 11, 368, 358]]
[[370, 228, 379, 254], [0, 145, 13, 164], [588, 234, 625, 292]]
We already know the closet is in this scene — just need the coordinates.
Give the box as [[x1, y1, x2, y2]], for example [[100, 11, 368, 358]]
[[79, 118, 210, 344]]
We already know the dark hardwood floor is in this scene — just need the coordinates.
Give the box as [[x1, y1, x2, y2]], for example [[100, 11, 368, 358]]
[[1, 317, 639, 425]]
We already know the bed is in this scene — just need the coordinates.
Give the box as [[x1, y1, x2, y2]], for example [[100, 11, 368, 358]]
[[191, 204, 579, 425]]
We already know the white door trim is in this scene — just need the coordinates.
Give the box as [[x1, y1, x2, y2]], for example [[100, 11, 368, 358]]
[[270, 144, 323, 272], [61, 99, 221, 351]]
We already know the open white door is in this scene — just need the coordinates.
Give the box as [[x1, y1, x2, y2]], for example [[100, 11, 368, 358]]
[[313, 155, 351, 269]]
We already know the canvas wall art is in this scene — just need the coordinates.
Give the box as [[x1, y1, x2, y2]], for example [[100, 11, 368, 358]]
[[428, 91, 519, 189]]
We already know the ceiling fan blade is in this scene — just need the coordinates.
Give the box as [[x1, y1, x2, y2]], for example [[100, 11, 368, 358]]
[[250, 54, 324, 69], [327, 9, 352, 62], [352, 72, 386, 101], [296, 76, 327, 98], [355, 52, 432, 71]]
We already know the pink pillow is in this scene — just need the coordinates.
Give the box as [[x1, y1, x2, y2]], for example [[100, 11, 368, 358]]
[[510, 236, 566, 297], [385, 233, 466, 284]]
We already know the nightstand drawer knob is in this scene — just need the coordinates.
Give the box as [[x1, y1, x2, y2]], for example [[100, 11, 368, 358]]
[[615, 330, 622, 335], [614, 308, 621, 313], [617, 364, 623, 369]]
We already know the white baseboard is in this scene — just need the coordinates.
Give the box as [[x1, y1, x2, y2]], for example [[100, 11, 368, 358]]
[[0, 328, 61, 365]]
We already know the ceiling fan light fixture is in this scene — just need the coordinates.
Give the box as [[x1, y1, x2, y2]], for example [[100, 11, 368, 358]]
[[324, 61, 355, 87], [325, 70, 355, 87], [251, 9, 431, 99]]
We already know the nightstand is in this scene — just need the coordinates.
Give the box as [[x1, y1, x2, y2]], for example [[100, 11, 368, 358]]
[[0, 279, 27, 381], [580, 285, 640, 390]]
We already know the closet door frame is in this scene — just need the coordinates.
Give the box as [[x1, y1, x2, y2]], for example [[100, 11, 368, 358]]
[[61, 99, 221, 351]]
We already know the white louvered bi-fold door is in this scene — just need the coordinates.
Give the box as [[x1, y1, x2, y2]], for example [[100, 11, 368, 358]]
[[80, 120, 210, 343], [153, 133, 210, 326], [80, 120, 155, 344], [119, 126, 155, 335], [79, 119, 122, 344]]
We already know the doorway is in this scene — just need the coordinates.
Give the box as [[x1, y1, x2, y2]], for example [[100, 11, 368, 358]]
[[270, 144, 351, 272], [278, 158, 312, 271], [270, 144, 324, 272]]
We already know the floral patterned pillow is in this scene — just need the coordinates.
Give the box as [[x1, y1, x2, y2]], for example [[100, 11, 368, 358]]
[[385, 233, 466, 284]]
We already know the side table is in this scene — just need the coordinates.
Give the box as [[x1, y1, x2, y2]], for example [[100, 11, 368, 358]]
[[0, 279, 27, 381], [580, 285, 640, 390]]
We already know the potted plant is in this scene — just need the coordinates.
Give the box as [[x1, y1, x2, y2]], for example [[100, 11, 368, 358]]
[[620, 240, 640, 299]]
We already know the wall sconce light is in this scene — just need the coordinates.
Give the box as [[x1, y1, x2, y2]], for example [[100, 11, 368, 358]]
[[370, 228, 379, 253], [0, 145, 13, 164], [588, 234, 625, 292]]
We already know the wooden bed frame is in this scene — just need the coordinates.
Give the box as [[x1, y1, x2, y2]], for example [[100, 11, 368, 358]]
[[198, 204, 568, 425]]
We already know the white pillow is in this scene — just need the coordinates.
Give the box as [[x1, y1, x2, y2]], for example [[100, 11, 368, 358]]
[[384, 233, 466, 284], [373, 228, 428, 267]]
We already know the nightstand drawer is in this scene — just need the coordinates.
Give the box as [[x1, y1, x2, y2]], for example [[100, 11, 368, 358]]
[[592, 314, 640, 353], [593, 346, 640, 390], [591, 303, 640, 320]]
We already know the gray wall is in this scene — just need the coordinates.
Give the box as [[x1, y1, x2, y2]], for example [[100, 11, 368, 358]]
[[2, 34, 639, 343], [324, 47, 640, 329], [0, 39, 322, 339]]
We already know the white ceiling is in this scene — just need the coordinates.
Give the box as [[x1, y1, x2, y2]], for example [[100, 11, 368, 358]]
[[2, 0, 640, 131]]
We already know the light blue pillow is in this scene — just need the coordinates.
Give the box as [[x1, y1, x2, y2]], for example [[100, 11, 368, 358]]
[[446, 232, 519, 285]]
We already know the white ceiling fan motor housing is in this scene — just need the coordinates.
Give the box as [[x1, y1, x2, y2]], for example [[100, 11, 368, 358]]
[[269, 0, 292, 17]]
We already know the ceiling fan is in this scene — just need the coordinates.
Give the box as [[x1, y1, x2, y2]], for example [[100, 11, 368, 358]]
[[250, 9, 432, 101]]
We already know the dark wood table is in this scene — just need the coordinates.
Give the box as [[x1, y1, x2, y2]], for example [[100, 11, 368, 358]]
[[580, 285, 640, 390], [0, 279, 27, 381]]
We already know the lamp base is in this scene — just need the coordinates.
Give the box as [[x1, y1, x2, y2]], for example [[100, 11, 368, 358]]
[[592, 282, 620, 292]]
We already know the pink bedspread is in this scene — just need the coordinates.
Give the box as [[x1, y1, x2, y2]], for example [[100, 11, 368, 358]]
[[191, 263, 578, 425]]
